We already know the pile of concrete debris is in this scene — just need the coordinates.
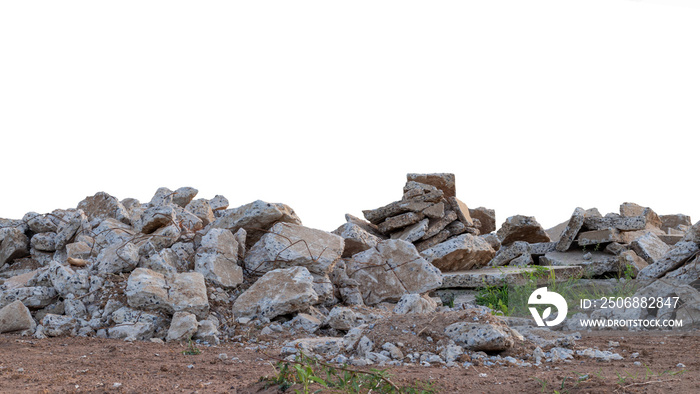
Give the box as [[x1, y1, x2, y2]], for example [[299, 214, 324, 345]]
[[0, 174, 698, 368]]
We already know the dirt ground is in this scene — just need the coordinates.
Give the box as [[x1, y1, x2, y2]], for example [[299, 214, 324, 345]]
[[0, 331, 697, 393]]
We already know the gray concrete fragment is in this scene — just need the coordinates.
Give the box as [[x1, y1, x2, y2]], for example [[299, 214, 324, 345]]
[[497, 215, 550, 245], [421, 233, 495, 272], [0, 300, 36, 333], [630, 232, 670, 265]]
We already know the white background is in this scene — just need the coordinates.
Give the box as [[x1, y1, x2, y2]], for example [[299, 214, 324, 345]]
[[1, 1, 698, 232]]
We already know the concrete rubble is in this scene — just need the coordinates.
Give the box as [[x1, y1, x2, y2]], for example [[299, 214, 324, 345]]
[[0, 174, 698, 370]]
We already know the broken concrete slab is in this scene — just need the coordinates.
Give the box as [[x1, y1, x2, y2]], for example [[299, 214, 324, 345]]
[[244, 222, 344, 276], [232, 266, 318, 320], [362, 195, 441, 225], [660, 214, 692, 233], [529, 242, 557, 256], [447, 197, 474, 227], [663, 255, 700, 285], [194, 229, 243, 288], [346, 240, 442, 305], [22, 212, 57, 234], [630, 232, 671, 265], [41, 314, 78, 337], [167, 272, 209, 320], [0, 286, 58, 310], [208, 195, 229, 212], [184, 199, 215, 227], [421, 210, 458, 240], [48, 261, 90, 297], [126, 268, 170, 314], [166, 311, 199, 342], [377, 212, 424, 234], [584, 215, 647, 231], [618, 250, 648, 275], [658, 234, 684, 246], [194, 252, 242, 289], [439, 266, 583, 289], [77, 192, 130, 225], [211, 200, 302, 248], [332, 222, 381, 258], [403, 181, 441, 200], [488, 241, 529, 267], [445, 322, 514, 351], [0, 300, 36, 334], [422, 202, 445, 219], [344, 214, 383, 238], [393, 293, 437, 314], [577, 228, 622, 246], [135, 205, 176, 234], [556, 208, 586, 252], [620, 203, 662, 229], [637, 241, 700, 281], [540, 250, 621, 277], [390, 218, 429, 243], [325, 306, 358, 331], [0, 228, 29, 266], [30, 232, 57, 252], [497, 215, 550, 246], [414, 229, 451, 252], [95, 242, 140, 275], [420, 233, 496, 272], [172, 187, 198, 208], [406, 173, 456, 198], [469, 207, 496, 235]]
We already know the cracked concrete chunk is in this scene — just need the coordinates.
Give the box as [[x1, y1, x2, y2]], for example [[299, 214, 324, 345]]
[[232, 266, 318, 320], [77, 192, 131, 224], [211, 200, 302, 248], [0, 300, 36, 334], [445, 322, 514, 351], [497, 215, 550, 246], [0, 228, 29, 266], [630, 232, 670, 265], [406, 173, 456, 198], [332, 222, 381, 258], [347, 239, 442, 305], [421, 233, 495, 272], [244, 222, 343, 276], [556, 207, 585, 252]]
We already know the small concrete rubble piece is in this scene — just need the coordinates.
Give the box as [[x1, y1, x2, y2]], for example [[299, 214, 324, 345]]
[[497, 215, 551, 246], [444, 322, 514, 351], [393, 293, 438, 314], [166, 312, 199, 342]]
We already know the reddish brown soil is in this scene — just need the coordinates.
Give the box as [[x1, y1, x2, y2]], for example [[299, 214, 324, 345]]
[[0, 331, 698, 393]]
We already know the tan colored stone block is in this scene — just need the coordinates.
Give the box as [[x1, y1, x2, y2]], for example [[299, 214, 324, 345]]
[[406, 173, 456, 198]]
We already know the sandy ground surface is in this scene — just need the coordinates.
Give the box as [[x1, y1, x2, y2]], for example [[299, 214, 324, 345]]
[[0, 331, 698, 393]]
